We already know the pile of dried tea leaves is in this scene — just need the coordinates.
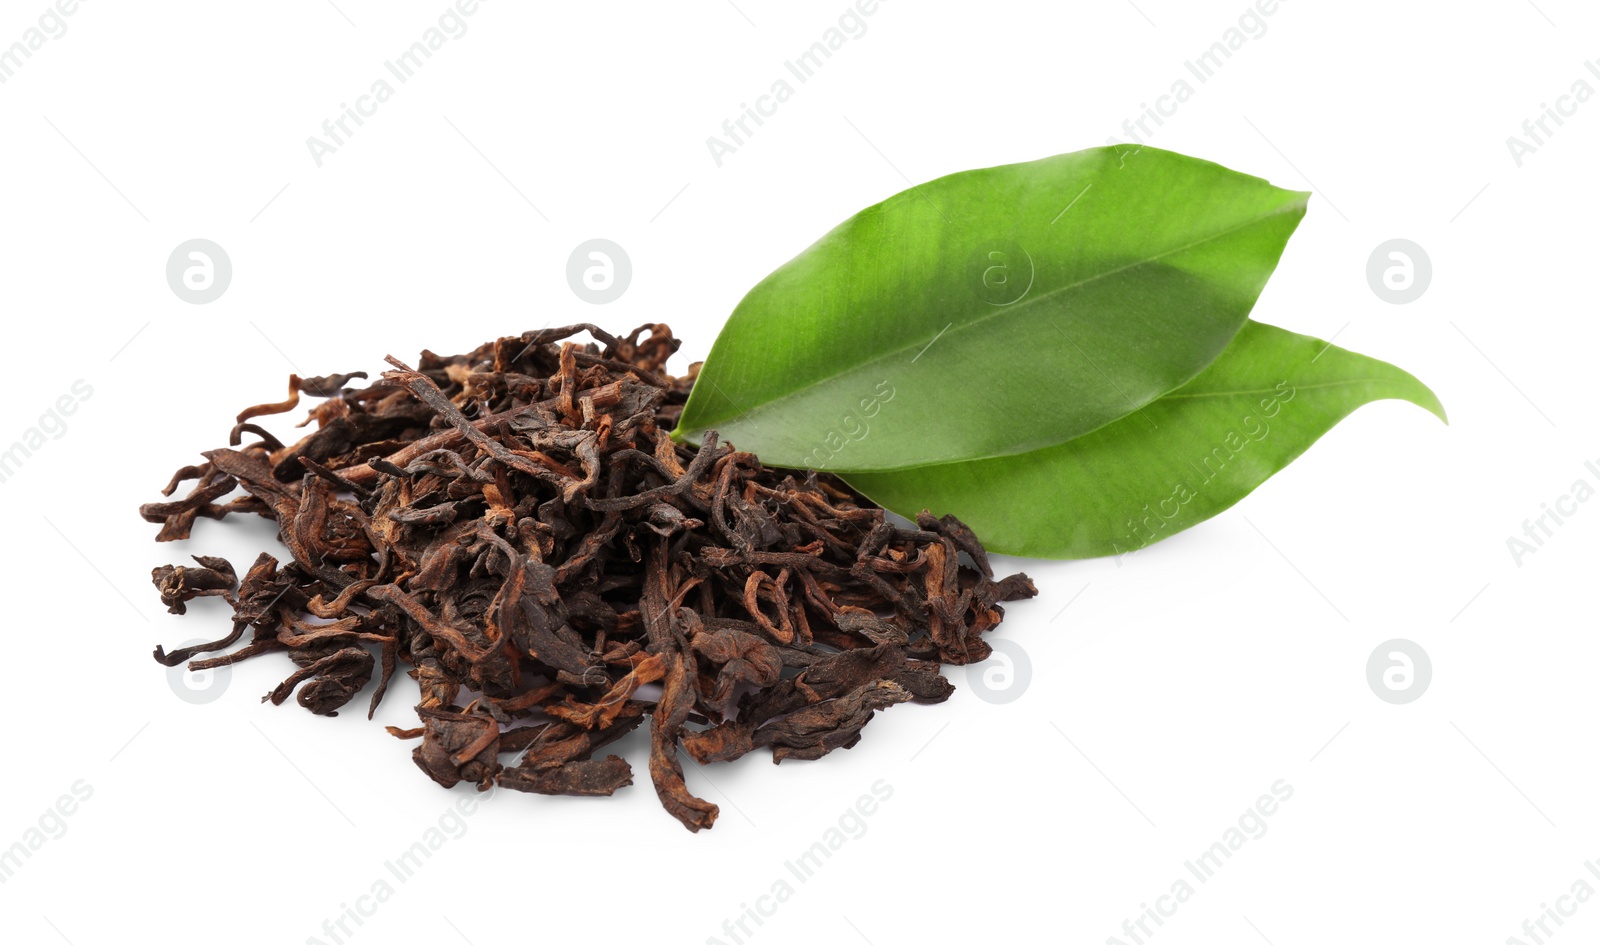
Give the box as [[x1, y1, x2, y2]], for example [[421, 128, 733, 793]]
[[141, 323, 1036, 830]]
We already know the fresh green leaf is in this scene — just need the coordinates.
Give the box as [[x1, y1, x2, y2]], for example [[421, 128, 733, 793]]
[[844, 321, 1447, 559], [675, 145, 1310, 471]]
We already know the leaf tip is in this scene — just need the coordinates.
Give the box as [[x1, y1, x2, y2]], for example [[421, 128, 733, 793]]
[[1404, 376, 1448, 426], [1427, 396, 1449, 426]]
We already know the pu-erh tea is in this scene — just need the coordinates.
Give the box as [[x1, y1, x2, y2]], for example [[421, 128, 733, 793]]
[[141, 323, 1035, 831]]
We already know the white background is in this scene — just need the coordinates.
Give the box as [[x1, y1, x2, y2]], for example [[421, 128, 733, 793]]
[[0, 1, 1594, 943]]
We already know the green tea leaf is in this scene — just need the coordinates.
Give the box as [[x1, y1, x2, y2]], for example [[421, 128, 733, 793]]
[[676, 145, 1309, 471], [844, 321, 1447, 559]]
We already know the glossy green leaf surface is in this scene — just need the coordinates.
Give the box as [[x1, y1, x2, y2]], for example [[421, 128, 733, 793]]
[[845, 321, 1447, 559], [675, 146, 1310, 471]]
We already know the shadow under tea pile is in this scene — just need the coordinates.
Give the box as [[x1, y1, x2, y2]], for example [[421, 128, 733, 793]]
[[140, 324, 1036, 831]]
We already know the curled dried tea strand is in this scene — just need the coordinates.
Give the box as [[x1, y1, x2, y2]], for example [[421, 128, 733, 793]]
[[141, 322, 1036, 830]]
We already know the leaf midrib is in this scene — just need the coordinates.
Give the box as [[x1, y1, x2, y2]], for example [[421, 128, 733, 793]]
[[689, 196, 1308, 431], [1161, 378, 1402, 400], [839, 377, 1423, 475]]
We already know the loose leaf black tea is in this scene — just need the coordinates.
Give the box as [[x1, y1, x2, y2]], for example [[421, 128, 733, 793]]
[[141, 324, 1035, 831]]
